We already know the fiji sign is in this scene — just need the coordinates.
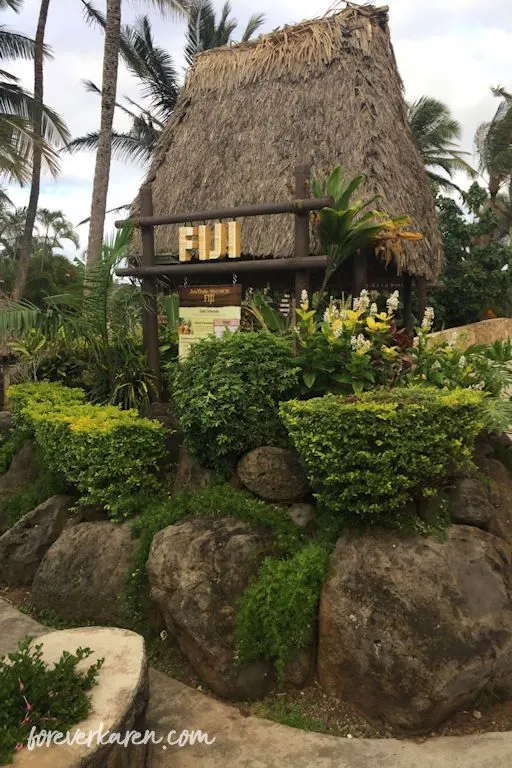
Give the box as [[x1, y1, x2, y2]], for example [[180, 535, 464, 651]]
[[179, 222, 241, 262]]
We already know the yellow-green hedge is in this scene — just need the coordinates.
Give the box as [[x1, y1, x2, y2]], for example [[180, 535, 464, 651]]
[[8, 384, 165, 521], [280, 386, 484, 528]]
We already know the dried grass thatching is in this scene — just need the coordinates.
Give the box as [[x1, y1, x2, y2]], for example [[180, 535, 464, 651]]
[[135, 3, 443, 280]]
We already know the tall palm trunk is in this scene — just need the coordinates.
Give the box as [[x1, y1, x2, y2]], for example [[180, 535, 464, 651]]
[[86, 0, 121, 269], [11, 0, 50, 300]]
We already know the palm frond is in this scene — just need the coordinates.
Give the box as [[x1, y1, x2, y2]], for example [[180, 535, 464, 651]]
[[75, 203, 130, 228], [0, 26, 36, 61], [241, 13, 265, 42], [0, 0, 23, 11]]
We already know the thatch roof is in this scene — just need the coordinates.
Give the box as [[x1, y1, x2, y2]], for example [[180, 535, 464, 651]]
[[136, 3, 443, 280]]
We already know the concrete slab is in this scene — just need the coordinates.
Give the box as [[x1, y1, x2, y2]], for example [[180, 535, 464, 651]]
[[146, 669, 512, 768]]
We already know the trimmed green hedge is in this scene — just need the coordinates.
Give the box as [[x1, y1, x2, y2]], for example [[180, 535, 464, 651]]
[[171, 332, 299, 472], [8, 382, 86, 431], [7, 384, 165, 521], [280, 386, 484, 527]]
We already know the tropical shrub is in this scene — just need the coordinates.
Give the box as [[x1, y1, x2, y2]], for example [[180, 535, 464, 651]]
[[280, 386, 484, 527], [0, 637, 103, 765], [410, 335, 512, 397], [8, 384, 166, 521], [171, 332, 300, 472], [294, 289, 406, 396], [8, 382, 86, 431], [311, 167, 423, 290]]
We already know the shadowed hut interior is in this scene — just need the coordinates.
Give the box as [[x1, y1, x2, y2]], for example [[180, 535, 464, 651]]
[[129, 3, 443, 299]]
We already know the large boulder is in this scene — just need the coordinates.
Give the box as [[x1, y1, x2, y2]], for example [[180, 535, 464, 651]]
[[0, 495, 74, 587], [0, 440, 40, 534], [485, 458, 512, 545], [147, 516, 276, 699], [450, 457, 512, 546], [318, 526, 512, 734], [172, 445, 214, 496], [0, 439, 39, 494], [237, 447, 310, 503], [32, 521, 136, 626]]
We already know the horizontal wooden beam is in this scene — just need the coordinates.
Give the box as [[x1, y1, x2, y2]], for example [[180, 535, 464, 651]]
[[116, 255, 329, 278], [115, 198, 332, 229]]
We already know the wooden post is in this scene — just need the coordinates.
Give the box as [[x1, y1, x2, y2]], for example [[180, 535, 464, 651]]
[[352, 249, 368, 298], [294, 164, 311, 308], [403, 274, 413, 335], [417, 277, 428, 326], [140, 184, 161, 402]]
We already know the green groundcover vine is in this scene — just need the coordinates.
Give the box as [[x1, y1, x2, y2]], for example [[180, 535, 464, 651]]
[[0, 638, 103, 765], [124, 484, 347, 681]]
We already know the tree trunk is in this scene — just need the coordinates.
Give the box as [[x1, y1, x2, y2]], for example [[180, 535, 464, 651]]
[[86, 0, 121, 269], [11, 0, 50, 300]]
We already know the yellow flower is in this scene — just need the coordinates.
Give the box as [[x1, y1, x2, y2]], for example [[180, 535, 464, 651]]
[[381, 345, 398, 358], [345, 309, 364, 322], [367, 316, 390, 332]]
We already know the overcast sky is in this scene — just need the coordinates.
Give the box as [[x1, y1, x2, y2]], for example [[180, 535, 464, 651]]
[[3, 0, 512, 254]]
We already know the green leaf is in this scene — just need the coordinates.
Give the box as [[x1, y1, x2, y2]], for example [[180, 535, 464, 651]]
[[303, 372, 317, 389], [326, 167, 344, 202]]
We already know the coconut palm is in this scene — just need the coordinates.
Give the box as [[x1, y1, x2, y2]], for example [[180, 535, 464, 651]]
[[36, 208, 79, 252], [185, 0, 265, 65], [0, 203, 78, 260], [85, 0, 190, 270], [475, 87, 512, 206], [67, 11, 178, 165], [407, 96, 475, 192], [11, 0, 51, 300], [70, 2, 265, 167], [0, 2, 69, 185]]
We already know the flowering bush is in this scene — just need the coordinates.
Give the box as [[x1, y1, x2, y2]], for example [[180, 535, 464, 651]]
[[410, 331, 512, 397], [294, 289, 407, 396]]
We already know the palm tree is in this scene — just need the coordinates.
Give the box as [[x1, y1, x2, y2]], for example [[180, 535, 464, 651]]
[[68, 10, 179, 165], [36, 208, 79, 252], [11, 0, 51, 301], [70, 2, 264, 167], [475, 87, 512, 206], [407, 96, 475, 193], [0, 203, 78, 260], [0, 1, 69, 184], [85, 0, 190, 270], [185, 0, 265, 65]]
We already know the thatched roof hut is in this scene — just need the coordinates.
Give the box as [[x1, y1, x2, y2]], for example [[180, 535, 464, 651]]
[[136, 3, 443, 282]]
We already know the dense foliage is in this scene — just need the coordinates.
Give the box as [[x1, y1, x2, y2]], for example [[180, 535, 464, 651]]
[[235, 543, 330, 681], [434, 189, 512, 328], [280, 386, 483, 527], [171, 332, 299, 471], [8, 381, 86, 429], [8, 383, 165, 521], [0, 637, 103, 764]]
